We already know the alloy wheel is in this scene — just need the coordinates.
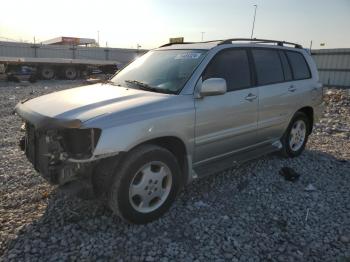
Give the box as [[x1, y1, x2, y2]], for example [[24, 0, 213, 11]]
[[129, 161, 172, 213], [289, 119, 306, 152]]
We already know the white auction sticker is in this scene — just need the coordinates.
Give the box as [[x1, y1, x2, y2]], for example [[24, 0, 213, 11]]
[[175, 53, 202, 60]]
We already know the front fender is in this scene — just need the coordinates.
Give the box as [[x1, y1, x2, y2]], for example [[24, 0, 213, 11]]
[[87, 108, 195, 159]]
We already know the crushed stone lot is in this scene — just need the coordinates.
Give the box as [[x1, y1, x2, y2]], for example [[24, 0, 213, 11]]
[[0, 80, 349, 262]]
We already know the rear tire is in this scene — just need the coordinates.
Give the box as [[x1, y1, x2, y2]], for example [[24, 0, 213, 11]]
[[64, 67, 78, 80], [108, 144, 181, 224], [280, 112, 310, 158], [40, 67, 55, 80]]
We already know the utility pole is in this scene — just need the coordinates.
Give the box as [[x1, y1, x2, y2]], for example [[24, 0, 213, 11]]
[[97, 30, 100, 46], [250, 4, 258, 39], [136, 44, 141, 53], [201, 32, 205, 41]]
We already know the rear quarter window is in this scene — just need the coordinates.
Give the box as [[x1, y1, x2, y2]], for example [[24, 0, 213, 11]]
[[286, 51, 311, 80]]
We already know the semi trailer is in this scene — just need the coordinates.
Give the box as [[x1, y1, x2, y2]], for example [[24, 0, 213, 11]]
[[0, 40, 146, 80]]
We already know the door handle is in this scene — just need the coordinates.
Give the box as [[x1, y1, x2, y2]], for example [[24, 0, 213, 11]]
[[288, 85, 296, 92], [245, 93, 257, 102]]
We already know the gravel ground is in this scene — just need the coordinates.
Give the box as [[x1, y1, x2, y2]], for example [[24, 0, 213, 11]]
[[0, 81, 349, 262]]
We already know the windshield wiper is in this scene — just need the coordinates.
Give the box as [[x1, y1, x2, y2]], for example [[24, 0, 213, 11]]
[[124, 80, 175, 94], [102, 79, 121, 86]]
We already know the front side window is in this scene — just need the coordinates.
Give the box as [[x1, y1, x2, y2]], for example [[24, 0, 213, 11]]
[[203, 49, 251, 92], [111, 50, 207, 94], [252, 49, 284, 85], [286, 51, 311, 80]]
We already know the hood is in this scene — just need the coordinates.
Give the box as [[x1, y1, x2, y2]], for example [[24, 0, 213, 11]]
[[15, 83, 172, 129]]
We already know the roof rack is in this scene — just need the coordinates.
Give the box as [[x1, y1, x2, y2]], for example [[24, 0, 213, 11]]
[[159, 38, 302, 49], [159, 39, 222, 48], [159, 42, 194, 48], [218, 38, 303, 48]]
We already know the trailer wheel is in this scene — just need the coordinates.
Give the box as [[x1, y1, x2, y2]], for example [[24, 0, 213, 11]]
[[81, 70, 88, 78], [41, 67, 55, 80], [64, 67, 78, 80]]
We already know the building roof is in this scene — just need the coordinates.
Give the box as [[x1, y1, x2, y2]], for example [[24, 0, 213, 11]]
[[41, 37, 96, 46]]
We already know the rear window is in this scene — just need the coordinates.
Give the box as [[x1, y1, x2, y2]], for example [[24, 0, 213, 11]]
[[203, 49, 251, 91], [252, 49, 284, 85], [286, 51, 311, 80]]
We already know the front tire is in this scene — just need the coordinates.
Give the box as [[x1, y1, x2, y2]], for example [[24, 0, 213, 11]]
[[108, 144, 181, 224], [281, 112, 310, 158]]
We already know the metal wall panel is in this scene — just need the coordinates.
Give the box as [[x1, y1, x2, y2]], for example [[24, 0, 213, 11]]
[[76, 48, 105, 60], [37, 45, 72, 59], [312, 48, 350, 88], [0, 41, 34, 57], [0, 41, 146, 66], [108, 49, 144, 65]]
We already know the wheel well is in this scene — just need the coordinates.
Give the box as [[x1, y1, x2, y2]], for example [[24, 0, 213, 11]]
[[298, 106, 314, 134], [141, 137, 188, 185]]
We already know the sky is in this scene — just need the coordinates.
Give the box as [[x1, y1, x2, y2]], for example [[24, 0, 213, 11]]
[[0, 0, 349, 49]]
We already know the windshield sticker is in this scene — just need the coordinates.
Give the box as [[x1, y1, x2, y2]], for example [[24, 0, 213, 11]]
[[175, 53, 202, 60]]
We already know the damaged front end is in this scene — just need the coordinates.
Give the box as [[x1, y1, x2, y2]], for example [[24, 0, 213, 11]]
[[19, 121, 101, 185]]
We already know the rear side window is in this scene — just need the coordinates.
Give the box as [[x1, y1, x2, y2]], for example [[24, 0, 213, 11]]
[[203, 49, 251, 91], [252, 49, 284, 85], [279, 51, 292, 81], [286, 51, 311, 80]]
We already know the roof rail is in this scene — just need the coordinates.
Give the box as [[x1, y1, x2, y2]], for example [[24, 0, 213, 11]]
[[159, 38, 303, 49], [159, 42, 195, 48], [218, 38, 303, 48], [159, 39, 222, 48]]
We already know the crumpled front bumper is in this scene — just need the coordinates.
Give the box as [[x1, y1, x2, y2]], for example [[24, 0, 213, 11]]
[[16, 101, 102, 185], [21, 122, 95, 185]]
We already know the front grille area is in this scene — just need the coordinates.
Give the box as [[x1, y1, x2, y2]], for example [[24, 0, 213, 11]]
[[24, 123, 64, 183], [25, 123, 50, 175], [22, 124, 96, 185], [25, 123, 38, 170]]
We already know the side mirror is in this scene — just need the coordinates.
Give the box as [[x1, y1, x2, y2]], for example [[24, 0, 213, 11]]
[[200, 78, 227, 97]]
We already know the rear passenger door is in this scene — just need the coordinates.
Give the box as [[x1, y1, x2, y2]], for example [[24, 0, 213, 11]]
[[251, 48, 295, 142], [194, 49, 258, 163], [285, 50, 313, 109]]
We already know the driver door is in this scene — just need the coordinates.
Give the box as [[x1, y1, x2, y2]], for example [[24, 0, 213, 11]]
[[194, 49, 258, 163]]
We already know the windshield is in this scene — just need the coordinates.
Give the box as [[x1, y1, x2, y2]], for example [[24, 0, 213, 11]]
[[111, 49, 207, 94]]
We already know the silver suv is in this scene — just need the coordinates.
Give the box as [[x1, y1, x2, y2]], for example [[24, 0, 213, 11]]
[[15, 38, 323, 224]]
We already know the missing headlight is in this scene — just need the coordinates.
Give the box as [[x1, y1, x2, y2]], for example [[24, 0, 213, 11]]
[[61, 128, 101, 159]]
